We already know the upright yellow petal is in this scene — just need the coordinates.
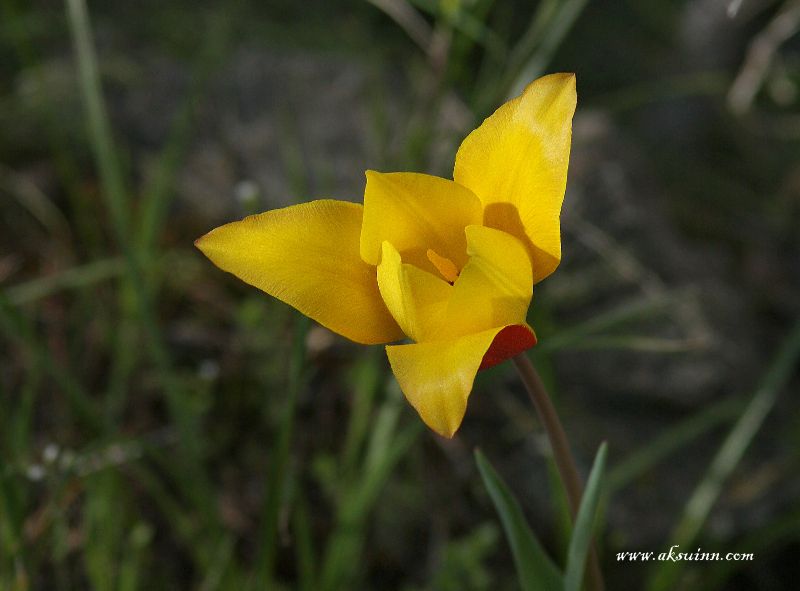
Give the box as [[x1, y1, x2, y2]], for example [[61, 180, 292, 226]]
[[360, 171, 482, 273], [387, 324, 534, 438], [453, 73, 576, 283], [442, 226, 533, 339], [377, 241, 452, 342], [195, 200, 404, 345]]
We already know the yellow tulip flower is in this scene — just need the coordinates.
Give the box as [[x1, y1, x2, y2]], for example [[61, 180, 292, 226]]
[[196, 73, 576, 438]]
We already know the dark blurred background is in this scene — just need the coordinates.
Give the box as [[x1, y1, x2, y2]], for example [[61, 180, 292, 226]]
[[1, 0, 799, 589]]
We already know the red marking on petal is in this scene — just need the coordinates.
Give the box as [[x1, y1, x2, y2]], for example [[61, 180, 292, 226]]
[[479, 325, 537, 371]]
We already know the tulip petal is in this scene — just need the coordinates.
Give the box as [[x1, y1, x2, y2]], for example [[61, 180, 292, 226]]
[[480, 324, 537, 370], [453, 73, 576, 283], [442, 225, 533, 339], [377, 241, 452, 342], [360, 171, 482, 273], [195, 200, 404, 345], [387, 324, 534, 438]]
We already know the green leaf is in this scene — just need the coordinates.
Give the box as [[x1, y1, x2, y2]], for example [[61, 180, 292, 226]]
[[563, 442, 607, 591], [648, 318, 800, 591], [475, 449, 564, 591]]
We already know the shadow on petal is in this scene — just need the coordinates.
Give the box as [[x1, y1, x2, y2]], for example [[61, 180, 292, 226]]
[[483, 202, 560, 284]]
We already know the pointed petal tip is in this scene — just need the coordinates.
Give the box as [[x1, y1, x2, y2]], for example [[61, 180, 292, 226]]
[[546, 71, 576, 84], [193, 201, 403, 345], [516, 72, 576, 106], [436, 425, 459, 439], [518, 71, 575, 89], [455, 72, 574, 278], [425, 411, 462, 439], [388, 327, 520, 441], [563, 72, 577, 93], [194, 229, 227, 262], [194, 231, 214, 255], [194, 224, 228, 255]]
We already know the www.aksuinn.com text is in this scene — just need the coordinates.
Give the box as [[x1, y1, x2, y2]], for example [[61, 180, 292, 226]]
[[616, 545, 753, 562]]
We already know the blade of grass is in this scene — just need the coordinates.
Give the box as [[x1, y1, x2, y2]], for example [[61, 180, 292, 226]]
[[366, 0, 434, 55], [320, 422, 420, 591], [563, 443, 608, 591], [293, 490, 317, 591], [136, 5, 234, 258], [6, 258, 125, 305], [66, 0, 206, 474], [0, 371, 36, 577], [475, 0, 588, 113], [126, 444, 231, 581], [355, 413, 420, 518], [535, 292, 681, 354], [512, 353, 605, 591], [0, 0, 101, 254], [607, 396, 744, 493], [104, 296, 138, 422], [648, 317, 800, 591], [117, 522, 153, 591], [0, 463, 25, 574], [447, 0, 502, 83], [702, 505, 800, 590], [256, 315, 310, 586], [45, 461, 75, 591], [0, 295, 106, 434], [473, 0, 554, 111], [66, 0, 214, 442], [528, 346, 573, 564], [125, 461, 202, 563], [553, 334, 705, 353], [507, 0, 588, 97], [65, 0, 129, 244], [545, 457, 574, 563], [65, 0, 145, 423], [0, 163, 71, 241], [198, 534, 236, 591], [493, 0, 557, 87], [10, 354, 41, 458], [319, 386, 421, 591], [595, 71, 729, 114], [409, 0, 506, 59], [475, 449, 564, 591], [341, 349, 383, 476], [84, 472, 127, 591]]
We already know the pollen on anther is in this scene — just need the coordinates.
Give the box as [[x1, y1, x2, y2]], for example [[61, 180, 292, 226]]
[[426, 249, 459, 283]]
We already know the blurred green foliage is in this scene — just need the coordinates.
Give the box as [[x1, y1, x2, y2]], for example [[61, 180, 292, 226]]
[[1, 0, 799, 589]]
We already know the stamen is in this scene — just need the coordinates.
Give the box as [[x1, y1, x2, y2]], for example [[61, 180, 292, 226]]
[[426, 249, 459, 284]]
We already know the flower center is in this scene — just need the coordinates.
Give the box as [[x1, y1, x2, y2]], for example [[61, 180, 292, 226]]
[[426, 249, 459, 284]]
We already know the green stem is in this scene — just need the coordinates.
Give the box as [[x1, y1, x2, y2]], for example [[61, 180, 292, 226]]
[[512, 353, 605, 591]]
